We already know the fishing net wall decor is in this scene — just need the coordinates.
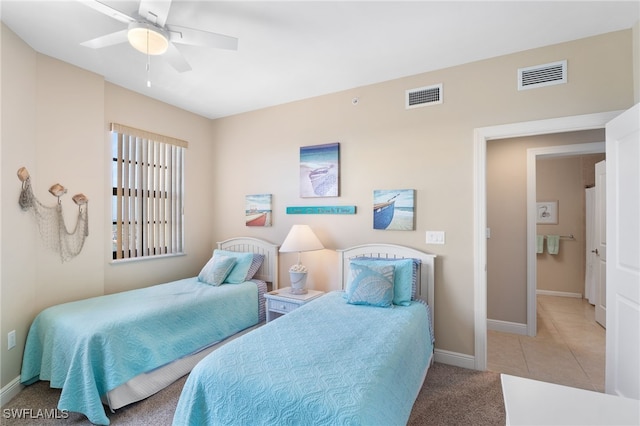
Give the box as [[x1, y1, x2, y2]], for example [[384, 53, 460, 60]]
[[17, 167, 89, 263]]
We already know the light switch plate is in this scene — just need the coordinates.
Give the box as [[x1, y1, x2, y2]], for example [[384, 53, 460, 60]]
[[426, 231, 445, 245], [8, 330, 16, 350]]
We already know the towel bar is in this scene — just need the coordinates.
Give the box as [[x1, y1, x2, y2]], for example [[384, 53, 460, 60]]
[[542, 234, 574, 240]]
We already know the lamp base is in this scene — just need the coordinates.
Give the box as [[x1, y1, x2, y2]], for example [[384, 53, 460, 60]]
[[289, 271, 308, 295]]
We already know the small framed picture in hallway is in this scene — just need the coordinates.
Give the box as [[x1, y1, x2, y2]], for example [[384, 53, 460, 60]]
[[536, 201, 558, 224]]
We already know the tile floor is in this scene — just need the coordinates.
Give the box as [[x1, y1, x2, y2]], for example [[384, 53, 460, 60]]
[[488, 295, 606, 392]]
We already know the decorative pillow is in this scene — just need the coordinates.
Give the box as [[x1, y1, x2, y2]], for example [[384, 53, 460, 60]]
[[245, 253, 265, 281], [352, 257, 420, 299], [346, 263, 395, 307], [213, 249, 255, 284], [198, 254, 236, 286], [351, 257, 418, 306]]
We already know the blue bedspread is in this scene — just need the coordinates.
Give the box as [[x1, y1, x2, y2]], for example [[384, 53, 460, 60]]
[[21, 278, 262, 425], [174, 291, 434, 426]]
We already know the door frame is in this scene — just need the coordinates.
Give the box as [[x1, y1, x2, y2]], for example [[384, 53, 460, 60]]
[[473, 110, 622, 370], [594, 160, 607, 328], [526, 142, 605, 337]]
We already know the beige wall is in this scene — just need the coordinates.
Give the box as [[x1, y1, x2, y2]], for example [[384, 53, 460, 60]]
[[1, 27, 107, 386], [209, 30, 634, 354], [1, 24, 40, 390], [536, 154, 605, 295], [1, 24, 214, 388], [1, 24, 636, 389], [486, 132, 604, 324]]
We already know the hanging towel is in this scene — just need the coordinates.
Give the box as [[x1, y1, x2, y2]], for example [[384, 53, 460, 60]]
[[546, 235, 560, 255], [536, 235, 544, 254]]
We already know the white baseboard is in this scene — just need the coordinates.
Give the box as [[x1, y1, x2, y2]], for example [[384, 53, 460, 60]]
[[0, 376, 23, 407], [487, 291, 582, 337], [536, 289, 582, 298], [434, 348, 475, 370], [487, 319, 528, 336]]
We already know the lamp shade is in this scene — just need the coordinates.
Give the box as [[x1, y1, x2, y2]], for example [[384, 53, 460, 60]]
[[279, 225, 324, 253], [127, 22, 169, 55]]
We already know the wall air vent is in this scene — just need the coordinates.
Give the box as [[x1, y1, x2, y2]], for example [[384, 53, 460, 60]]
[[518, 60, 567, 91], [406, 83, 443, 109]]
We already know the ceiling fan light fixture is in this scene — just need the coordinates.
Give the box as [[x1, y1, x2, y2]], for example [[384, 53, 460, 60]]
[[127, 21, 169, 55]]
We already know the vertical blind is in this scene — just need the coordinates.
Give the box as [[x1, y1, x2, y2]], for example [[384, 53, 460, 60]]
[[111, 123, 187, 260]]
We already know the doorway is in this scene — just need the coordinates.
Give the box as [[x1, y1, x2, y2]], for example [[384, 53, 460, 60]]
[[473, 110, 622, 371], [486, 141, 607, 390], [526, 142, 605, 336]]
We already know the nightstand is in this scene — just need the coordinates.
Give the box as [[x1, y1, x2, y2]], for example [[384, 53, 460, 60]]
[[264, 287, 324, 322]]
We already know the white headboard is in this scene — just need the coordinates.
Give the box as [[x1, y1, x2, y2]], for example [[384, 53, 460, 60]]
[[337, 244, 436, 319], [217, 237, 279, 290]]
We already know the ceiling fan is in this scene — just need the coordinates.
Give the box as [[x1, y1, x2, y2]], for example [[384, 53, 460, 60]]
[[79, 0, 238, 73]]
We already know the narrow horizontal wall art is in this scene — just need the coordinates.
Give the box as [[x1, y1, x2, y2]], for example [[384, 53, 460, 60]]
[[300, 142, 339, 198], [286, 206, 356, 215], [245, 194, 272, 227], [373, 189, 415, 230]]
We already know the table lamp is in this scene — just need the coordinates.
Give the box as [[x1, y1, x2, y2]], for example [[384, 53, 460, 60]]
[[279, 224, 324, 294]]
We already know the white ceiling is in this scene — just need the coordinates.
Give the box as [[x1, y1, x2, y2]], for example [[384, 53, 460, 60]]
[[2, 1, 639, 119]]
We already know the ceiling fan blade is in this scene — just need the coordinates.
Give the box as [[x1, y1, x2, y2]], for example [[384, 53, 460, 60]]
[[78, 0, 135, 24], [138, 0, 172, 27], [81, 29, 129, 49], [164, 42, 192, 73], [167, 25, 238, 51]]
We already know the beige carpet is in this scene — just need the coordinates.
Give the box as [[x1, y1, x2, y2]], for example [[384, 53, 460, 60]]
[[408, 363, 505, 425], [2, 362, 505, 425]]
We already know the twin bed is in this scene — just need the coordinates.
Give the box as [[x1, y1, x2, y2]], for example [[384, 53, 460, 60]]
[[20, 237, 279, 425], [173, 243, 436, 425], [20, 240, 435, 425]]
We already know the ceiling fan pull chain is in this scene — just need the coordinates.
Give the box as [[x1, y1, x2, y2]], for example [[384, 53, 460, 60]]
[[146, 30, 151, 88]]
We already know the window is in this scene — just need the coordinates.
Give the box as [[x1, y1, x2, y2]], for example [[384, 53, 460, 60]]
[[111, 123, 187, 260]]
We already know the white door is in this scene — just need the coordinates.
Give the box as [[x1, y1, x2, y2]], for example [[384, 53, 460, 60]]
[[605, 104, 640, 399], [594, 160, 606, 327], [584, 187, 596, 304]]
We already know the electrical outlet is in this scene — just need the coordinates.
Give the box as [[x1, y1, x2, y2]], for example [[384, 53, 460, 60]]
[[426, 231, 445, 245], [8, 330, 16, 350]]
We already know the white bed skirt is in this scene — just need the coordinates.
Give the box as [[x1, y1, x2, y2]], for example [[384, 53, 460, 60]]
[[103, 323, 262, 411]]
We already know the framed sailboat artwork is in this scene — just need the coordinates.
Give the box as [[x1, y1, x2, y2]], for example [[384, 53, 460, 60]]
[[245, 194, 272, 227], [299, 143, 340, 198], [373, 189, 415, 230]]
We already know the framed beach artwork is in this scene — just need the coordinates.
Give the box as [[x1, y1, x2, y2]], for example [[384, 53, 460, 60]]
[[536, 200, 558, 224], [373, 189, 415, 230], [245, 194, 272, 227], [300, 143, 340, 198]]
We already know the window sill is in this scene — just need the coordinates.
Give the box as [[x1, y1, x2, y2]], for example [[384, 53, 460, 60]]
[[110, 252, 186, 265]]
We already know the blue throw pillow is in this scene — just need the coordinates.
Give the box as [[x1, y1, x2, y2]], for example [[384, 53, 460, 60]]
[[351, 258, 416, 306], [214, 249, 255, 284], [198, 254, 236, 286], [346, 263, 395, 307]]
